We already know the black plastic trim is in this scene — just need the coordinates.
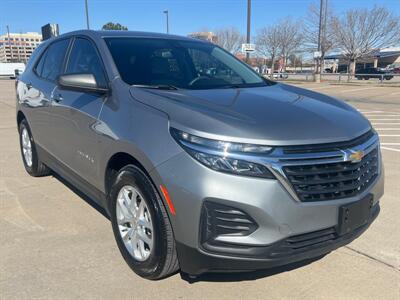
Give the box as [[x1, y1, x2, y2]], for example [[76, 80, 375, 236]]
[[177, 204, 379, 275]]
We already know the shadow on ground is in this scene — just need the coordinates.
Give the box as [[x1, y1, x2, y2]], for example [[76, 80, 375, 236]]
[[52, 171, 328, 284]]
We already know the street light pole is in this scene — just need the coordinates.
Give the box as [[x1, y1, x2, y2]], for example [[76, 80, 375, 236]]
[[315, 0, 324, 82], [246, 0, 251, 63], [163, 10, 169, 34], [85, 0, 90, 29]]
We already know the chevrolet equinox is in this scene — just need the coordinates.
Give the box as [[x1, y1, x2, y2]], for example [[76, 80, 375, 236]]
[[16, 30, 384, 279]]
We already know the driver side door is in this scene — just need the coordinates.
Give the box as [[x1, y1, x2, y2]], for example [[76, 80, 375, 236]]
[[51, 37, 109, 187]]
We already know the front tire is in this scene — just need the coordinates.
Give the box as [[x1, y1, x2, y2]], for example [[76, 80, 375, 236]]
[[18, 119, 51, 177], [109, 165, 179, 280]]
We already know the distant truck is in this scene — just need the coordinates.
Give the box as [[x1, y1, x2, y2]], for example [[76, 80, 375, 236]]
[[0, 63, 25, 79]]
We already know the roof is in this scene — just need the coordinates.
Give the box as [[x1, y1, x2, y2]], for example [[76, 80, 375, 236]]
[[58, 29, 204, 43], [325, 50, 400, 60]]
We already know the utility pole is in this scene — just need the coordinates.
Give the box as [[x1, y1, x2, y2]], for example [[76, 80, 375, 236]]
[[246, 0, 251, 63], [322, 0, 328, 74], [85, 0, 90, 29], [315, 0, 324, 82], [6, 25, 13, 62], [163, 10, 169, 34]]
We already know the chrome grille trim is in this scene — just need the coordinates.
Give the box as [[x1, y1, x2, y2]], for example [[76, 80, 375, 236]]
[[181, 131, 380, 202]]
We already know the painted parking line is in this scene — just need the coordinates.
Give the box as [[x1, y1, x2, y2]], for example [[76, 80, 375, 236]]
[[309, 85, 343, 91], [372, 123, 400, 125], [337, 87, 380, 93], [365, 115, 400, 117], [381, 146, 400, 153], [368, 118, 400, 121], [379, 134, 400, 137], [375, 128, 400, 131], [381, 143, 400, 146]]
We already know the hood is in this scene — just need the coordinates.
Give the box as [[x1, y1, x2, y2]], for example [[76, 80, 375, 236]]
[[129, 83, 371, 146]]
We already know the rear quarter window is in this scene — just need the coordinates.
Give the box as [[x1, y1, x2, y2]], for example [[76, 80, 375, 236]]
[[34, 38, 70, 81]]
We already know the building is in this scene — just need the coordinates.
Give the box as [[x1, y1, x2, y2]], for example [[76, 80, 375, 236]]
[[188, 31, 218, 43], [0, 32, 42, 63], [324, 47, 400, 72], [41, 24, 59, 41]]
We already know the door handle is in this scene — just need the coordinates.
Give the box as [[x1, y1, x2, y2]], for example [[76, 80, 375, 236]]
[[52, 93, 63, 103]]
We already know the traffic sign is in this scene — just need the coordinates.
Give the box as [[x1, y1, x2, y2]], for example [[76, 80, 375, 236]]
[[242, 43, 256, 53]]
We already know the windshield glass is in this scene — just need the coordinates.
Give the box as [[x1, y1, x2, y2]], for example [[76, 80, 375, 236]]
[[104, 37, 271, 89]]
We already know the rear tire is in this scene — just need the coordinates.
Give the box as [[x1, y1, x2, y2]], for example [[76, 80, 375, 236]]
[[18, 119, 51, 177], [109, 165, 179, 280]]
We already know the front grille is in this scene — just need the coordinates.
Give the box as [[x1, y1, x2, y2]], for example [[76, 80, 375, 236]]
[[284, 147, 379, 202], [282, 130, 374, 154]]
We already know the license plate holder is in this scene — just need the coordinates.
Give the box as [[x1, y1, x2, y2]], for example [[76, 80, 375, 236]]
[[338, 194, 373, 236]]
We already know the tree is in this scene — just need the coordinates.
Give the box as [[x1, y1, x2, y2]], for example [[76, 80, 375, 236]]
[[332, 6, 400, 74], [255, 25, 281, 77], [278, 18, 303, 72], [102, 22, 128, 31], [215, 27, 245, 54], [303, 1, 336, 73]]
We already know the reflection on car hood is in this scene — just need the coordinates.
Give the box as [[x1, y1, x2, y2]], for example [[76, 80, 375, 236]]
[[129, 83, 371, 146]]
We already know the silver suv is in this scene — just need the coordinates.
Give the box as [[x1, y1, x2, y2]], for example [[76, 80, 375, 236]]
[[16, 30, 383, 280]]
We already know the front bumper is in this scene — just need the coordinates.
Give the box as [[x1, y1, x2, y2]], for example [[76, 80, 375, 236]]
[[150, 140, 384, 275], [176, 203, 379, 275]]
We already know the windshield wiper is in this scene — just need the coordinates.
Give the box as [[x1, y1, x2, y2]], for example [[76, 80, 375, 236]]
[[132, 84, 179, 90]]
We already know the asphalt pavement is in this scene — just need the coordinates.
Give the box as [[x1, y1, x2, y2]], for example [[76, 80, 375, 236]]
[[0, 80, 399, 299]]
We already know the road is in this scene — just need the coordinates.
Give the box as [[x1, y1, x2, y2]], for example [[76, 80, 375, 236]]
[[0, 80, 399, 299]]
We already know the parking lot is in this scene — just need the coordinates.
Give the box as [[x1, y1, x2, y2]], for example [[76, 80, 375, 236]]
[[0, 80, 399, 299]]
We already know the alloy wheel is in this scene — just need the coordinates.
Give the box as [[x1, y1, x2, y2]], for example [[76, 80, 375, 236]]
[[116, 185, 154, 261], [21, 128, 33, 167]]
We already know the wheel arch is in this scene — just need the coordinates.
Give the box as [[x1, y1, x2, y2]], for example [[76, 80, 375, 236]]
[[17, 110, 26, 128], [104, 152, 149, 198]]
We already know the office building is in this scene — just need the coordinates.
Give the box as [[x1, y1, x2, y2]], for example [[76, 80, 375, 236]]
[[0, 32, 42, 63]]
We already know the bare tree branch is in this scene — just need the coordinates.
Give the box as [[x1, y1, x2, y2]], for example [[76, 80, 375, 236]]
[[332, 6, 400, 73], [255, 24, 281, 75], [303, 1, 336, 57], [215, 27, 245, 54], [256, 18, 303, 75]]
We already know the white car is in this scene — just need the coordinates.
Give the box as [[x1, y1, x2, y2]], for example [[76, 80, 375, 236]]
[[272, 71, 289, 79]]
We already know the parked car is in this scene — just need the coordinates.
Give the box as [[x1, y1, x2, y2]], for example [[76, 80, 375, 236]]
[[272, 71, 289, 79], [355, 67, 394, 80], [16, 30, 383, 280]]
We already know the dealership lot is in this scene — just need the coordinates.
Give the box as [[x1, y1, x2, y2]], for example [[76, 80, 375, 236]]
[[0, 80, 399, 299]]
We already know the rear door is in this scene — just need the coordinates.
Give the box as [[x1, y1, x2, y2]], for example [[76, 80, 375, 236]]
[[50, 37, 109, 186], [19, 38, 71, 155]]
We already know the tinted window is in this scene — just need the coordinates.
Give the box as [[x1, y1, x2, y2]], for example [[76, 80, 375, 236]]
[[66, 38, 107, 88], [39, 39, 70, 81], [34, 49, 47, 76], [105, 38, 269, 89]]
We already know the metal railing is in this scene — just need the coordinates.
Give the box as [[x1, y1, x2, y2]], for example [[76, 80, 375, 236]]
[[268, 72, 400, 85]]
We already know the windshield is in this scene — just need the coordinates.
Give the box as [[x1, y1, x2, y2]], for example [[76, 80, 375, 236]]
[[104, 37, 271, 90]]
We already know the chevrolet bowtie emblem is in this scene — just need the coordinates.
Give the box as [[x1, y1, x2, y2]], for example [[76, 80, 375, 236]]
[[348, 150, 365, 163]]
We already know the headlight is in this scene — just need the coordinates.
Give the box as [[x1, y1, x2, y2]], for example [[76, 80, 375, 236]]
[[170, 128, 275, 179]]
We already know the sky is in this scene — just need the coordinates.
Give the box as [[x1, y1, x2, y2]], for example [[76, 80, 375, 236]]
[[1, 0, 400, 37]]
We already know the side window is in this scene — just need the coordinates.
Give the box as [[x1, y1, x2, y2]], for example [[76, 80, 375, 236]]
[[39, 39, 70, 81], [66, 38, 107, 88], [35, 50, 47, 77]]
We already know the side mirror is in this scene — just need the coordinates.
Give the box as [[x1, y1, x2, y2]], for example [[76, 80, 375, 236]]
[[58, 73, 108, 94]]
